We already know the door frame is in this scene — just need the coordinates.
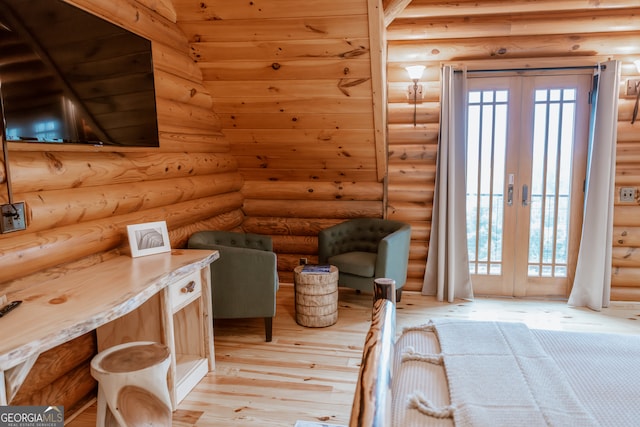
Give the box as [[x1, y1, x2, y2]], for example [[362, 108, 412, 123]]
[[466, 70, 592, 298]]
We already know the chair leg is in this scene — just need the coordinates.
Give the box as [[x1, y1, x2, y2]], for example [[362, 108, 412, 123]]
[[264, 317, 273, 342], [395, 288, 402, 303]]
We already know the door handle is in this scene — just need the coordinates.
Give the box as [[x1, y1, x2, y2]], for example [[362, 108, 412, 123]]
[[507, 174, 514, 206], [522, 184, 529, 207]]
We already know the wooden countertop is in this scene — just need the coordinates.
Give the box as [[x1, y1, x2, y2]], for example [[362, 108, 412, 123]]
[[0, 249, 218, 371]]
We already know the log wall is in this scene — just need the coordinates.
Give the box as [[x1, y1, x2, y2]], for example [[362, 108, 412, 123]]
[[0, 0, 243, 414], [386, 1, 640, 298], [175, 0, 385, 283]]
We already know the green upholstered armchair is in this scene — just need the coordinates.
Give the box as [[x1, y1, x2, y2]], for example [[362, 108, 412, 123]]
[[318, 218, 411, 302], [187, 230, 279, 342]]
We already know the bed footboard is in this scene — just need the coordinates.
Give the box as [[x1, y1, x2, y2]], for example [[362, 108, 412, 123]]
[[349, 278, 397, 427]]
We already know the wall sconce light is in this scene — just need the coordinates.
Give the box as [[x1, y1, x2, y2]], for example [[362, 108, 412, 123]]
[[405, 65, 425, 126], [631, 60, 640, 125]]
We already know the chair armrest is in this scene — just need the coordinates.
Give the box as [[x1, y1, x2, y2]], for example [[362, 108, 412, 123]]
[[376, 225, 411, 285]]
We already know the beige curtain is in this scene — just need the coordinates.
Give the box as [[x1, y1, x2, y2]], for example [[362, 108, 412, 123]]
[[568, 60, 620, 311], [422, 66, 473, 302]]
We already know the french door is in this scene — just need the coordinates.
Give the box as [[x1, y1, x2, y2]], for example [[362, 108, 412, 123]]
[[466, 72, 592, 297]]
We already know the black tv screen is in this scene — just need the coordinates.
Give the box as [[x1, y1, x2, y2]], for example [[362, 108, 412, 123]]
[[0, 0, 159, 147]]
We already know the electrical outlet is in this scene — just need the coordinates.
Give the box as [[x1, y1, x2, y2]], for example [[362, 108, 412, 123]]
[[299, 258, 308, 265], [620, 187, 636, 202], [0, 202, 27, 233]]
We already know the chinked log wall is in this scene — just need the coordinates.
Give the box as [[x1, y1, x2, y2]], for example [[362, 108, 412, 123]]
[[0, 0, 243, 413], [386, 4, 640, 299]]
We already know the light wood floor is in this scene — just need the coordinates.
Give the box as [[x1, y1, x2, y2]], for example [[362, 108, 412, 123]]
[[69, 283, 640, 427]]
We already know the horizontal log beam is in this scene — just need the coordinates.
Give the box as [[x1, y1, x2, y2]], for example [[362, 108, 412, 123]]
[[387, 184, 434, 203], [387, 32, 640, 62], [387, 144, 438, 162], [10, 333, 96, 404], [2, 151, 237, 193], [242, 216, 341, 236], [11, 361, 96, 410], [243, 199, 383, 219], [235, 156, 376, 171], [614, 206, 640, 226], [238, 168, 378, 183], [387, 102, 440, 124], [610, 286, 640, 301], [0, 193, 243, 283], [613, 226, 640, 247], [4, 174, 242, 233], [271, 235, 317, 254], [612, 247, 640, 267], [171, 210, 246, 248], [242, 181, 382, 201], [388, 163, 437, 183], [387, 124, 439, 144], [388, 8, 640, 40], [387, 202, 432, 222], [400, 0, 640, 19], [611, 267, 640, 286]]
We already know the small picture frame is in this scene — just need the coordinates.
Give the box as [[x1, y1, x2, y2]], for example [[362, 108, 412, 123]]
[[126, 221, 171, 258]]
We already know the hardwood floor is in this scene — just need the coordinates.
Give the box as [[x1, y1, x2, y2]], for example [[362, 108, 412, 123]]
[[69, 283, 640, 426]]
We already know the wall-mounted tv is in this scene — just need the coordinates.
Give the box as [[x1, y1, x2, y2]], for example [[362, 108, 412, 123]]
[[0, 0, 159, 147]]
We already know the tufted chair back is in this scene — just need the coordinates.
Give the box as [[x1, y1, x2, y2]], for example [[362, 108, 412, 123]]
[[318, 218, 411, 301], [320, 218, 406, 255], [199, 230, 274, 252]]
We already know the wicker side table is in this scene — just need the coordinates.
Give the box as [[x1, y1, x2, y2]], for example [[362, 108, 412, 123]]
[[293, 265, 339, 327]]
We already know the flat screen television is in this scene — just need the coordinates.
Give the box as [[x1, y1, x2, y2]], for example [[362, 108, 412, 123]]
[[0, 0, 159, 147]]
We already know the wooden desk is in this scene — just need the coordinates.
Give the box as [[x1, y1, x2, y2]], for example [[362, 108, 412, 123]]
[[0, 249, 218, 409]]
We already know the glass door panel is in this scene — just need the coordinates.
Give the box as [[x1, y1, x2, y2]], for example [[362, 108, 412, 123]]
[[466, 73, 590, 297]]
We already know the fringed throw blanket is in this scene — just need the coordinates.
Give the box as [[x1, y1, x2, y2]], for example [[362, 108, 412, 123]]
[[425, 319, 600, 427]]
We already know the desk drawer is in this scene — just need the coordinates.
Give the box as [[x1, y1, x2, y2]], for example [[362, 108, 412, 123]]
[[170, 271, 201, 313]]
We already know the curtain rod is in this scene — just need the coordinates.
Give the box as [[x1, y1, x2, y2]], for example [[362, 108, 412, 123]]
[[454, 65, 604, 73]]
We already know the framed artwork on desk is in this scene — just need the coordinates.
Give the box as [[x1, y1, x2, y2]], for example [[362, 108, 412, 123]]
[[127, 221, 171, 258]]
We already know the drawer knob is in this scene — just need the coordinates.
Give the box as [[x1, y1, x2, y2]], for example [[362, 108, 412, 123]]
[[181, 281, 196, 293]]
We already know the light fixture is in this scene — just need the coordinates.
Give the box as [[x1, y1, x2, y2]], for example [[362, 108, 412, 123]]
[[405, 65, 425, 126]]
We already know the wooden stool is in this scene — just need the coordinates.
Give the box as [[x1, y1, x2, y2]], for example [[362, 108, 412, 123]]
[[90, 341, 172, 427], [293, 265, 339, 327]]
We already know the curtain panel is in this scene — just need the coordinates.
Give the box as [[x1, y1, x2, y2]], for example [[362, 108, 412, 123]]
[[568, 60, 620, 311], [422, 66, 474, 302]]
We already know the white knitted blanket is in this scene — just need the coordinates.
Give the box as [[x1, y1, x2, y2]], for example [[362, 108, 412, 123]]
[[430, 318, 599, 427]]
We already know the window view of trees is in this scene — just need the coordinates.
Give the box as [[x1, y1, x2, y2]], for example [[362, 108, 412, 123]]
[[466, 88, 576, 279]]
